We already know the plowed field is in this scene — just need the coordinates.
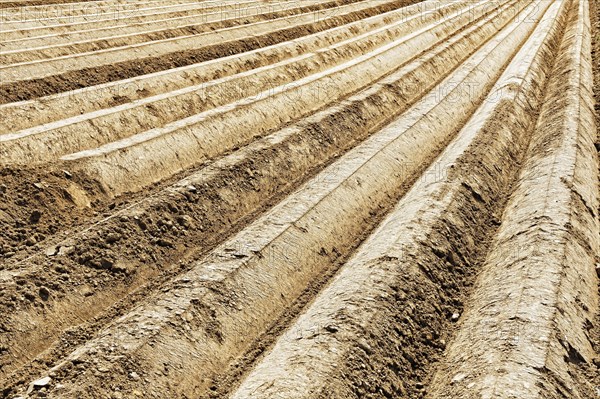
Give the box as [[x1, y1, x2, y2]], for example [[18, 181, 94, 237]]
[[0, 0, 598, 398]]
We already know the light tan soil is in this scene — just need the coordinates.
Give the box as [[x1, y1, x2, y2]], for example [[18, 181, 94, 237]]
[[0, 0, 598, 398], [586, 0, 600, 392], [0, 0, 417, 102]]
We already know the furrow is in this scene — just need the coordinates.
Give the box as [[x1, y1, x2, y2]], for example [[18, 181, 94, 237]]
[[0, 0, 329, 49], [0, 0, 433, 132], [0, 0, 463, 162], [55, 0, 502, 197], [228, 1, 570, 397], [0, 0, 426, 102], [2, 1, 544, 397], [0, 0, 285, 35], [0, 0, 521, 386], [0, 0, 391, 82], [427, 0, 600, 397]]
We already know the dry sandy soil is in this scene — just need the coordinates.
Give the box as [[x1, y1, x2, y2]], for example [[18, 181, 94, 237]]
[[0, 0, 598, 398]]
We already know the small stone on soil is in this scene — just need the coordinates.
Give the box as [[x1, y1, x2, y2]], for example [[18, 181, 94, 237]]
[[39, 287, 50, 301], [176, 215, 194, 228], [24, 292, 36, 302], [81, 286, 94, 297], [32, 376, 51, 387], [451, 312, 460, 322], [58, 245, 75, 256], [45, 246, 59, 257], [324, 324, 339, 333], [357, 338, 373, 354], [156, 238, 173, 247], [105, 232, 122, 244]]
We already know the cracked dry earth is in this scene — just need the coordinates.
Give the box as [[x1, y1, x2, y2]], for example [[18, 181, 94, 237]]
[[0, 0, 599, 398]]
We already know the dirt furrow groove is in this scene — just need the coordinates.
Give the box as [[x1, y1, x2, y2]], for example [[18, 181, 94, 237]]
[[0, 0, 432, 132], [0, 0, 332, 58], [427, 0, 600, 397], [0, 0, 523, 388], [226, 1, 569, 397], [1, 0, 550, 397], [0, 0, 389, 81], [55, 0, 506, 197], [0, 0, 465, 164], [0, 0, 426, 102], [0, 0, 334, 50], [590, 0, 600, 394]]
